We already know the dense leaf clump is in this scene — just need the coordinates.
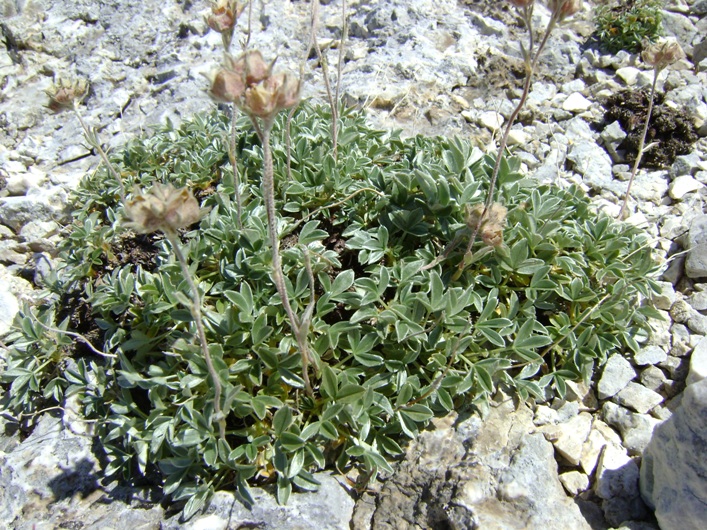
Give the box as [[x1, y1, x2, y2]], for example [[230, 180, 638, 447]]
[[1, 104, 660, 518], [593, 0, 664, 54]]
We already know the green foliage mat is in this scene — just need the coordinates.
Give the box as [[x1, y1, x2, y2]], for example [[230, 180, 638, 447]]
[[1, 103, 661, 518]]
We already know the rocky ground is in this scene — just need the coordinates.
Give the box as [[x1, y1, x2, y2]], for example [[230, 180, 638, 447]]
[[1, 0, 706, 528]]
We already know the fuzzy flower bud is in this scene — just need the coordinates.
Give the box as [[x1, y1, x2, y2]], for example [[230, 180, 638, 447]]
[[642, 38, 685, 72], [548, 0, 581, 21], [46, 77, 89, 112], [466, 203, 508, 247], [125, 184, 202, 234]]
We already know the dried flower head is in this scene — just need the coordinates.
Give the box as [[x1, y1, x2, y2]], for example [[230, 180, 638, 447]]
[[46, 77, 89, 112], [208, 49, 300, 120], [466, 203, 508, 247], [642, 38, 685, 72], [125, 184, 202, 234], [206, 0, 246, 50], [208, 67, 246, 103], [548, 0, 582, 21], [508, 0, 534, 8]]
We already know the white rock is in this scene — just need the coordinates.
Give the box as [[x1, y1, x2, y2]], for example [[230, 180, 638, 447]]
[[580, 427, 609, 476], [0, 288, 19, 336], [598, 354, 637, 400], [687, 335, 707, 385], [186, 514, 228, 530], [595, 444, 645, 526], [633, 345, 668, 366], [507, 129, 530, 146], [562, 92, 592, 112], [615, 67, 640, 86], [669, 175, 703, 200], [651, 281, 676, 310], [549, 412, 593, 466], [614, 383, 664, 414], [559, 471, 589, 495], [478, 111, 504, 131], [534, 405, 559, 426]]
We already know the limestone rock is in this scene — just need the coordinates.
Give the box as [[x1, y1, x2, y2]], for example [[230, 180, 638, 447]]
[[687, 335, 707, 385], [613, 382, 664, 414], [640, 378, 707, 530], [602, 402, 662, 456], [633, 345, 667, 366], [595, 444, 647, 527], [597, 354, 637, 400], [355, 397, 591, 530], [686, 215, 707, 278]]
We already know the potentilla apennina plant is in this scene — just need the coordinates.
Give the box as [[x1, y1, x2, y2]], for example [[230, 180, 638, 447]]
[[618, 38, 685, 218], [462, 0, 582, 266], [208, 51, 318, 395], [46, 78, 228, 439]]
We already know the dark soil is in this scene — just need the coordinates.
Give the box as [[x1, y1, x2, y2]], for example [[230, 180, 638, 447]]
[[603, 89, 699, 168]]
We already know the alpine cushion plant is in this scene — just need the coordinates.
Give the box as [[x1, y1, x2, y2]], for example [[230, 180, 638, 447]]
[[1, 102, 662, 519]]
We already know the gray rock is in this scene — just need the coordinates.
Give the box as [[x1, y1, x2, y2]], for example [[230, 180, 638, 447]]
[[597, 354, 637, 400], [659, 355, 691, 382], [692, 0, 707, 16], [602, 402, 662, 456], [670, 152, 703, 178], [358, 398, 591, 530], [613, 382, 664, 414], [162, 474, 354, 530], [633, 345, 667, 366], [687, 335, 707, 385], [639, 366, 667, 393], [595, 443, 647, 527], [686, 215, 707, 278], [640, 378, 707, 530], [662, 10, 699, 50], [0, 186, 70, 232]]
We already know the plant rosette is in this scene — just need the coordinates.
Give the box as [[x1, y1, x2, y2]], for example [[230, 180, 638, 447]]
[[0, 104, 662, 519]]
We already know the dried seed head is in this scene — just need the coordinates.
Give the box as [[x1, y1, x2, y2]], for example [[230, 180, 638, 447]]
[[125, 184, 202, 234], [207, 67, 246, 103], [548, 0, 582, 21], [466, 202, 508, 248], [206, 0, 245, 34], [508, 0, 534, 8], [642, 38, 685, 72], [46, 77, 89, 112]]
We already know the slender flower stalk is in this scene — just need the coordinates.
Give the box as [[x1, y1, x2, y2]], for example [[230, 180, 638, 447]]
[[208, 50, 315, 394], [618, 38, 685, 218], [463, 0, 582, 268]]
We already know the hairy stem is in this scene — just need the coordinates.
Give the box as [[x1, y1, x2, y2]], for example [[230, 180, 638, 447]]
[[618, 67, 659, 218], [463, 9, 558, 266], [260, 125, 314, 395], [229, 103, 244, 227], [165, 229, 226, 439]]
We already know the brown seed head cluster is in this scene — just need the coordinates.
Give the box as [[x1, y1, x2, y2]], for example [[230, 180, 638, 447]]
[[125, 184, 203, 235], [547, 0, 582, 21], [466, 203, 508, 248], [208, 50, 300, 121], [508, 0, 534, 8], [46, 77, 89, 112], [642, 38, 686, 72]]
